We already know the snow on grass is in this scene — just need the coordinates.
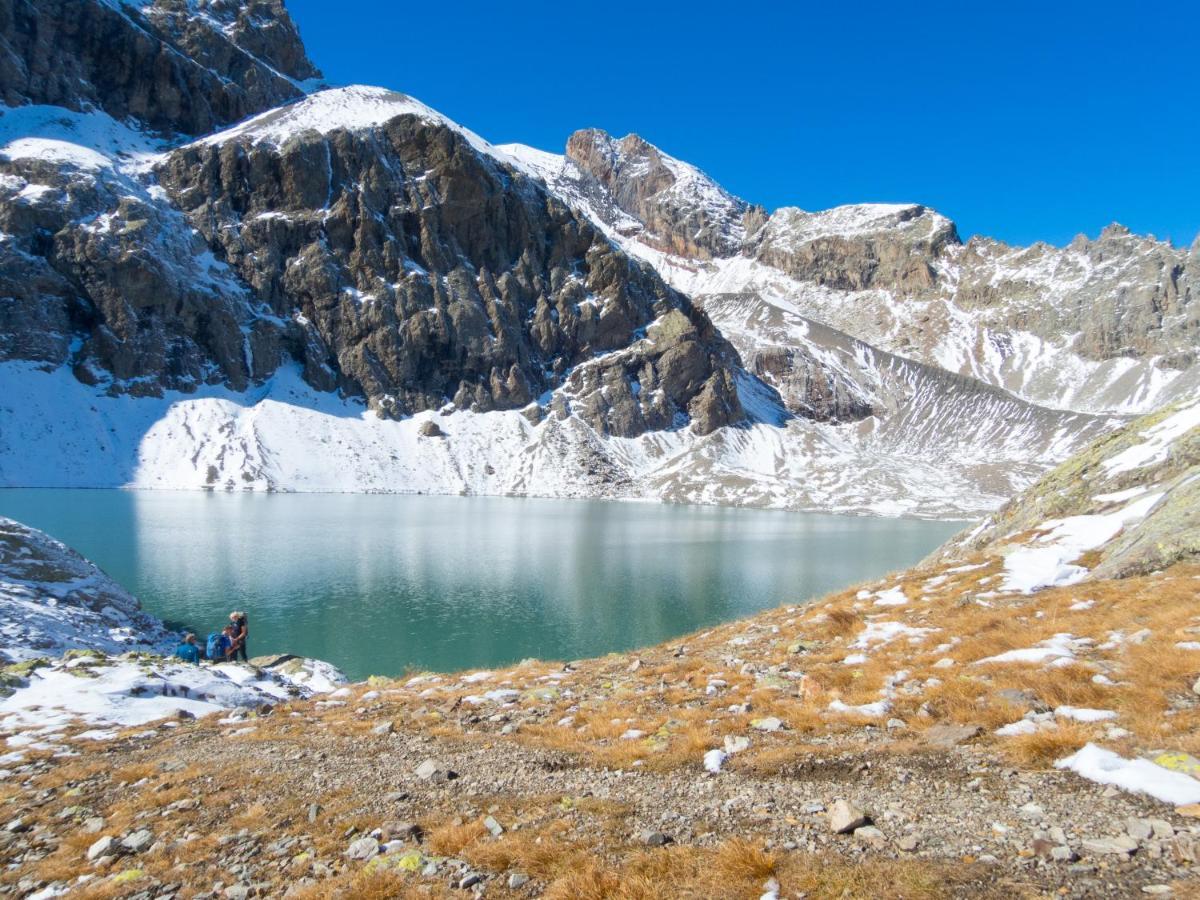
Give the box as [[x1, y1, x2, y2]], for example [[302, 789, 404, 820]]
[[1054, 706, 1117, 723], [828, 698, 891, 718], [872, 586, 908, 606], [0, 660, 283, 731], [850, 621, 936, 650], [974, 632, 1089, 666], [995, 713, 1055, 736], [1000, 492, 1163, 593], [1056, 743, 1200, 805], [703, 748, 727, 773], [1092, 487, 1148, 504], [1101, 401, 1200, 476]]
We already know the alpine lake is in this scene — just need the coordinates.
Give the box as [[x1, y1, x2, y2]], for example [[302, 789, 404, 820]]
[[0, 490, 961, 680]]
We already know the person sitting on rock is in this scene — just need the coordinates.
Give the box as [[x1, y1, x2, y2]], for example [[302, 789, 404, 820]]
[[229, 611, 249, 662], [174, 633, 200, 664]]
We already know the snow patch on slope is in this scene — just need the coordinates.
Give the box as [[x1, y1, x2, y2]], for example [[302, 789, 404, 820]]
[[1000, 492, 1163, 593]]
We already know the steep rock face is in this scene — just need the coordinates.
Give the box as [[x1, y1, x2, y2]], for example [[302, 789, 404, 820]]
[[563, 129, 760, 260], [155, 89, 743, 436], [0, 0, 315, 136], [0, 108, 268, 394]]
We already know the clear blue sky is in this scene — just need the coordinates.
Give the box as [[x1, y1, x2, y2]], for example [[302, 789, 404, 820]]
[[287, 0, 1198, 248]]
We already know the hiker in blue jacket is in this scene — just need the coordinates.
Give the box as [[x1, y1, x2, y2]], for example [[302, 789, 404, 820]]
[[174, 633, 201, 664]]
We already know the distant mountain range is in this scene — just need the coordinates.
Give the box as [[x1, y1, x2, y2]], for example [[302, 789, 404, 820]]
[[1, 0, 1195, 517]]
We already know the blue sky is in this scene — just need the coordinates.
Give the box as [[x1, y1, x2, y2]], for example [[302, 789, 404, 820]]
[[287, 0, 1198, 248]]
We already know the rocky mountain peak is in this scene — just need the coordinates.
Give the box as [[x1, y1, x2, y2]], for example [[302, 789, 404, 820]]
[[563, 127, 752, 259]]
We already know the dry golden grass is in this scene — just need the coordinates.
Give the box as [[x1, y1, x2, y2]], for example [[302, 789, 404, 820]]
[[542, 840, 976, 900], [464, 831, 592, 880], [427, 819, 488, 856], [997, 721, 1092, 767]]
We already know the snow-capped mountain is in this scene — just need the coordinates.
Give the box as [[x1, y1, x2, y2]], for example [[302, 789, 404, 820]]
[[0, 0, 1181, 517], [502, 134, 1199, 417]]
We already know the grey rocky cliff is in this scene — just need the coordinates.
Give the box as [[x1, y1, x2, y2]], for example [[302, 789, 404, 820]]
[[0, 0, 316, 136]]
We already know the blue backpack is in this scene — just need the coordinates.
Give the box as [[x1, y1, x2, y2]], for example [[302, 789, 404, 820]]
[[205, 632, 223, 660]]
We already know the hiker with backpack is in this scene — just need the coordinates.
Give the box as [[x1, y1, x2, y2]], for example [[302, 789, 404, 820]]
[[206, 626, 234, 663], [229, 611, 249, 662]]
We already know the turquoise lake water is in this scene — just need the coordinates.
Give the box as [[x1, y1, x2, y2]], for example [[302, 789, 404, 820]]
[[0, 490, 961, 680]]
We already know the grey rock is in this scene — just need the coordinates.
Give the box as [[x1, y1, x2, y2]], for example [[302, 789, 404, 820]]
[[1081, 836, 1138, 856], [86, 835, 117, 861], [1126, 818, 1154, 841], [346, 837, 380, 860], [508, 872, 530, 889], [459, 873, 482, 889], [1147, 819, 1174, 840], [921, 723, 982, 749], [1018, 803, 1045, 821], [750, 716, 783, 732], [121, 829, 154, 854], [382, 822, 421, 842], [482, 815, 504, 838], [371, 721, 394, 736], [897, 834, 919, 852], [415, 759, 458, 782], [829, 800, 869, 835], [639, 830, 673, 847], [853, 825, 886, 846], [1050, 845, 1079, 863]]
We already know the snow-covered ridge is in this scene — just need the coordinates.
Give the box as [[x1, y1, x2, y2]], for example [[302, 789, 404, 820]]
[[0, 517, 171, 663], [194, 85, 534, 174], [0, 104, 166, 173], [757, 202, 951, 244]]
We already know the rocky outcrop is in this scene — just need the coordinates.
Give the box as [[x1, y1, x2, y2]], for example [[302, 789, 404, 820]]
[[938, 399, 1200, 579], [0, 0, 316, 136], [505, 136, 1199, 417], [0, 516, 172, 663], [951, 224, 1199, 364], [748, 203, 959, 293]]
